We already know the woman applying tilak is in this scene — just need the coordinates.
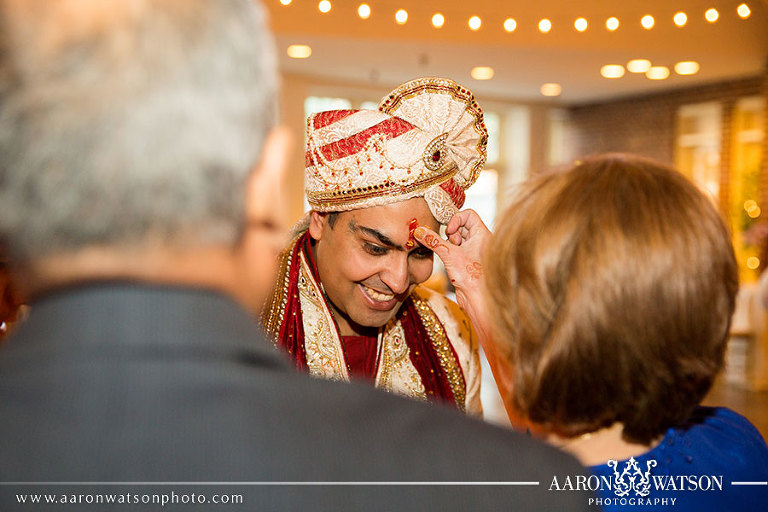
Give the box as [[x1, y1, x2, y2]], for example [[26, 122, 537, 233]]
[[413, 154, 768, 511]]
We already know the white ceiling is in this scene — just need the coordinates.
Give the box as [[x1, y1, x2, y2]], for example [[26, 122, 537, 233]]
[[265, 0, 768, 104]]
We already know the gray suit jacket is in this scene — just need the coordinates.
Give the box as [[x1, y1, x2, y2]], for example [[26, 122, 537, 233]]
[[0, 284, 593, 511]]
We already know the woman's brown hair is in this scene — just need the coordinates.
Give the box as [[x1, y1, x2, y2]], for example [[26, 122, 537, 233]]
[[485, 154, 738, 444]]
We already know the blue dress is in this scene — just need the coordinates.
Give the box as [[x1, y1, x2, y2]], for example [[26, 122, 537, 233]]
[[589, 407, 768, 511]]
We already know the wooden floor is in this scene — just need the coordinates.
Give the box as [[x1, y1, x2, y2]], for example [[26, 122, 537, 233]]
[[703, 379, 768, 440]]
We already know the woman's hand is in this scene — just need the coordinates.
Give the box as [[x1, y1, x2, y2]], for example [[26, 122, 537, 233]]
[[413, 210, 492, 339], [414, 211, 518, 424], [413, 209, 491, 298]]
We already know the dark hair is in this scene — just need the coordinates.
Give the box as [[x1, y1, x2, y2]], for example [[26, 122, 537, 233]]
[[485, 154, 738, 444]]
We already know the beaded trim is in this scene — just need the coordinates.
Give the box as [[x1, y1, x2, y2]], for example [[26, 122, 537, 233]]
[[307, 161, 459, 210], [411, 293, 467, 412], [261, 231, 303, 344]]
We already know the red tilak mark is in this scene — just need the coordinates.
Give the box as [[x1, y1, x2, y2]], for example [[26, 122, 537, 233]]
[[405, 218, 419, 249]]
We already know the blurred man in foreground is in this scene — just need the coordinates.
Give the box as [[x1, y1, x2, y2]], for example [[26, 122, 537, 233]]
[[0, 1, 591, 510]]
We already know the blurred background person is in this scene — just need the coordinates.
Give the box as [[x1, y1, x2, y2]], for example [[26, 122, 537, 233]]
[[416, 154, 768, 510]]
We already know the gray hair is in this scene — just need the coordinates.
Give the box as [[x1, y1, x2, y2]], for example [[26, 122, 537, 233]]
[[0, 0, 278, 261]]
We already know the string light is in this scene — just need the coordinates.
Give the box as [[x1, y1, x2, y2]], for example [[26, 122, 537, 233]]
[[471, 67, 494, 80], [646, 66, 670, 80], [641, 15, 654, 29], [601, 65, 625, 79], [281, 5, 754, 35], [737, 4, 751, 19], [627, 59, 652, 73], [674, 61, 700, 75]]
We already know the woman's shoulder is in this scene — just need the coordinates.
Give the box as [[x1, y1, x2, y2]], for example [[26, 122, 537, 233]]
[[650, 406, 768, 476], [676, 406, 766, 449], [590, 406, 768, 474]]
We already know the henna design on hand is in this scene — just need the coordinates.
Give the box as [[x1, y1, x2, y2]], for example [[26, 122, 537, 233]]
[[423, 232, 448, 252], [466, 262, 483, 280]]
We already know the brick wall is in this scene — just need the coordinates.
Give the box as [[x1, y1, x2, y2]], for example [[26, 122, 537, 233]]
[[563, 75, 765, 166]]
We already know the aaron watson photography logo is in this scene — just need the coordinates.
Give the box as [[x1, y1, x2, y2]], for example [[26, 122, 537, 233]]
[[549, 457, 726, 507]]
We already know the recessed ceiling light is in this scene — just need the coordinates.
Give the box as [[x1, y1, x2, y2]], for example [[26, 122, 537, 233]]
[[471, 67, 494, 80], [540, 83, 562, 97], [357, 3, 371, 19], [674, 61, 700, 75], [627, 59, 652, 73], [318, 1, 331, 14], [539, 19, 552, 33], [673, 12, 688, 27], [641, 15, 654, 29], [737, 3, 751, 19], [287, 45, 312, 59], [280, 0, 292, 5], [468, 16, 482, 31], [395, 9, 408, 25], [646, 66, 670, 80], [601, 64, 625, 78], [504, 18, 517, 32], [574, 18, 588, 32], [705, 8, 719, 23], [606, 17, 619, 31], [431, 13, 445, 28]]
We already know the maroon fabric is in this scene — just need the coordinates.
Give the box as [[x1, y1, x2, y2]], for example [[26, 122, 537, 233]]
[[340, 335, 378, 382], [397, 299, 458, 407], [274, 233, 315, 372]]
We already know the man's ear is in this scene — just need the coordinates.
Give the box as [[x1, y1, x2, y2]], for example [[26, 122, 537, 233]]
[[245, 126, 292, 228], [308, 211, 328, 240]]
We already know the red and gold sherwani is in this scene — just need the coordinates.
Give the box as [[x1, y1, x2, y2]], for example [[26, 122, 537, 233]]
[[262, 230, 482, 415]]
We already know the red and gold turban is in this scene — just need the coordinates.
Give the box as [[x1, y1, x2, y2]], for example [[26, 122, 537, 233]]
[[304, 77, 487, 224]]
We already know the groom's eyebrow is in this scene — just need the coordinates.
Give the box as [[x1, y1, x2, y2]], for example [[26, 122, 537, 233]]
[[349, 220, 404, 251]]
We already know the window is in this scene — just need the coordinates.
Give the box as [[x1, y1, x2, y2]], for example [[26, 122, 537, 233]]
[[304, 96, 352, 119], [463, 170, 499, 229], [675, 102, 722, 203]]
